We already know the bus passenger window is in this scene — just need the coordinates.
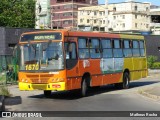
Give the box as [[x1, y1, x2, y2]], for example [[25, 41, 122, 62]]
[[123, 40, 132, 57], [78, 38, 89, 59], [113, 39, 123, 58], [90, 39, 101, 59], [132, 41, 140, 57], [140, 41, 145, 56], [101, 39, 113, 58]]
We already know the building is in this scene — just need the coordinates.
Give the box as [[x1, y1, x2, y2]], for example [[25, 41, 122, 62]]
[[145, 35, 160, 61], [0, 27, 36, 71], [78, 1, 151, 33], [150, 7, 160, 35], [50, 0, 98, 30], [35, 0, 51, 29]]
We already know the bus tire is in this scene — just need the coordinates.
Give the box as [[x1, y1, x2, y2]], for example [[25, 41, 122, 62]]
[[81, 79, 88, 97], [44, 90, 51, 97], [122, 72, 130, 89]]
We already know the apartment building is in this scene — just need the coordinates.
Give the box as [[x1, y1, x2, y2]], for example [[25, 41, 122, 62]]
[[78, 1, 151, 33], [50, 0, 98, 30], [150, 7, 160, 35], [35, 0, 51, 29]]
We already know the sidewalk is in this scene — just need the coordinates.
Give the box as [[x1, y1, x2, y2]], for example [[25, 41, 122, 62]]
[[138, 70, 160, 101], [138, 82, 160, 101]]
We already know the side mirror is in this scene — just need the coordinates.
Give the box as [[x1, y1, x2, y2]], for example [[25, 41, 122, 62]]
[[13, 45, 19, 58]]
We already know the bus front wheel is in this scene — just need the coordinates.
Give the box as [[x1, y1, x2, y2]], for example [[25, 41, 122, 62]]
[[44, 90, 51, 97], [81, 79, 88, 97]]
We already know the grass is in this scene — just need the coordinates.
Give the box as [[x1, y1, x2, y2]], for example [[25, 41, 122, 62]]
[[0, 86, 11, 97], [0, 72, 6, 85]]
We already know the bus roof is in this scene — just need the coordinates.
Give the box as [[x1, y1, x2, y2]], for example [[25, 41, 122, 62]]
[[21, 29, 144, 40]]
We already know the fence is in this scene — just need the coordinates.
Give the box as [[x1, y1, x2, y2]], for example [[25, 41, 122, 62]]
[[0, 55, 18, 85]]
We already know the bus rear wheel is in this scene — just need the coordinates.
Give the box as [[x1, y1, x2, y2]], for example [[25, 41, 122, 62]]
[[114, 72, 130, 89], [44, 90, 51, 97], [122, 72, 130, 89]]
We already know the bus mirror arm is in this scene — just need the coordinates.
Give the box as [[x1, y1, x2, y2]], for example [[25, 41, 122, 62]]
[[13, 45, 19, 57]]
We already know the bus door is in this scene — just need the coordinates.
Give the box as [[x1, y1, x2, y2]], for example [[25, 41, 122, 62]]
[[65, 38, 79, 90]]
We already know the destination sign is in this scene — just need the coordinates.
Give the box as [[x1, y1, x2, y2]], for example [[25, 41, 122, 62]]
[[20, 32, 62, 41], [34, 35, 55, 40]]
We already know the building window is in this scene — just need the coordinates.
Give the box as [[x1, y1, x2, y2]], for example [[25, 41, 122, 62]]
[[99, 11, 103, 16], [113, 7, 116, 12], [114, 16, 116, 20], [122, 15, 125, 19], [80, 19, 83, 23], [135, 23, 138, 28], [87, 11, 91, 15], [94, 20, 97, 23], [135, 6, 137, 11], [64, 5, 72, 9], [123, 23, 125, 28], [94, 11, 97, 15], [103, 20, 105, 24], [135, 15, 137, 19], [87, 19, 89, 23], [146, 7, 149, 11], [146, 24, 149, 28]]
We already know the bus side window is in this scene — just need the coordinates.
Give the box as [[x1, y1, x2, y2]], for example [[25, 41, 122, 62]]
[[132, 40, 140, 57], [101, 39, 112, 58], [90, 38, 101, 58], [65, 42, 77, 59], [140, 41, 145, 56], [123, 40, 132, 57], [78, 38, 89, 59], [113, 39, 123, 58]]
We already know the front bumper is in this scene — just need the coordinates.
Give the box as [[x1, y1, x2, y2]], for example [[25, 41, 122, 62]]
[[19, 82, 66, 91]]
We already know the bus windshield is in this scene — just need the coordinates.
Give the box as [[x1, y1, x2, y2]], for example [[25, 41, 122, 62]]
[[20, 42, 64, 71]]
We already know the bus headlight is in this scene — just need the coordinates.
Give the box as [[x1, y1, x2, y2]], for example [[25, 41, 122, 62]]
[[21, 79, 28, 83], [52, 78, 64, 82]]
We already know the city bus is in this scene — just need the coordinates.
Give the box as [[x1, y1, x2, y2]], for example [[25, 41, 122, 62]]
[[18, 30, 148, 97]]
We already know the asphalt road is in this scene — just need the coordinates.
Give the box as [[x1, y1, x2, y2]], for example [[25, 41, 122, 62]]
[[3, 74, 160, 120]]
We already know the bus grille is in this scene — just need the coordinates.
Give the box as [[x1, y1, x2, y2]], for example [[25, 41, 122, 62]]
[[26, 74, 54, 84]]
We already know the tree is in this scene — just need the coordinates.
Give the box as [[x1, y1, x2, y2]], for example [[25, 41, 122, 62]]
[[0, 0, 35, 28]]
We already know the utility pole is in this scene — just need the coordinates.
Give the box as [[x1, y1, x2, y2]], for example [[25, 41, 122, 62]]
[[50, 7, 53, 29], [105, 0, 108, 32]]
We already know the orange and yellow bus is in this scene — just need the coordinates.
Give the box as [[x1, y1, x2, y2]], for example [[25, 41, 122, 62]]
[[18, 30, 148, 97]]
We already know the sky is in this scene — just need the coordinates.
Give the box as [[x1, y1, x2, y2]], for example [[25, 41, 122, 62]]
[[98, 0, 160, 6]]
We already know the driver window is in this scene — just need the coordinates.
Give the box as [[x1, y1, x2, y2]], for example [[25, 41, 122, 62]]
[[65, 42, 77, 59]]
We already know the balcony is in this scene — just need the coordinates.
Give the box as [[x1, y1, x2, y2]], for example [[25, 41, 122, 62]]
[[113, 10, 149, 15], [150, 23, 160, 27]]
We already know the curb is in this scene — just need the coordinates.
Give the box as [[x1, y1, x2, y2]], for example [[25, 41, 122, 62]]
[[138, 89, 160, 101]]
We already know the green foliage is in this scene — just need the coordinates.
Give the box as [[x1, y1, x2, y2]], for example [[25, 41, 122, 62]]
[[0, 0, 35, 28], [152, 62, 160, 69], [0, 86, 11, 97], [147, 55, 158, 68]]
